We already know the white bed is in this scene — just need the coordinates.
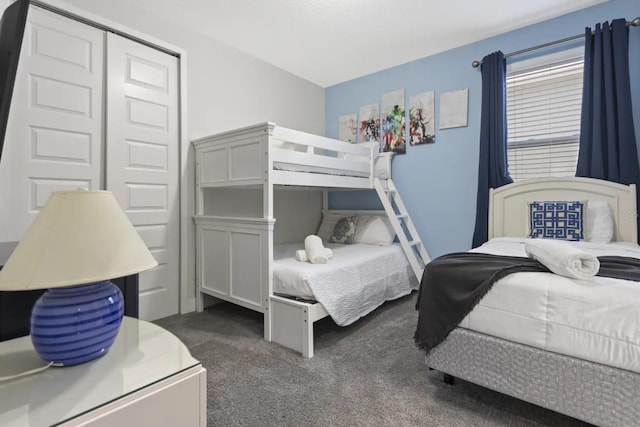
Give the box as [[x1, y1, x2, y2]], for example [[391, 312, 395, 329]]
[[465, 237, 640, 373], [192, 123, 428, 358], [423, 177, 640, 426], [273, 242, 417, 326]]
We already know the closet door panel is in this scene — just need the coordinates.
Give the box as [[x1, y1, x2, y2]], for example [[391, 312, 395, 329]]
[[106, 33, 179, 321], [0, 6, 104, 243]]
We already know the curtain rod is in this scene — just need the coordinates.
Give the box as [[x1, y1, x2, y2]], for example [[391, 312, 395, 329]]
[[471, 17, 640, 68]]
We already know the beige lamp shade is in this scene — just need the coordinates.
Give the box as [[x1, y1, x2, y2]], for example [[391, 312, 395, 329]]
[[0, 190, 158, 290]]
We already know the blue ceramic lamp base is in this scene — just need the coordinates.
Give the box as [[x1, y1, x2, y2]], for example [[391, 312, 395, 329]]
[[30, 281, 124, 366]]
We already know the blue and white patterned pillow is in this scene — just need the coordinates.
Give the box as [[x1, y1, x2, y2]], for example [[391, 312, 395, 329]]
[[528, 201, 584, 241]]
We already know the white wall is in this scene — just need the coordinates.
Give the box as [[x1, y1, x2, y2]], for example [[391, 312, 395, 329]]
[[58, 0, 326, 137]]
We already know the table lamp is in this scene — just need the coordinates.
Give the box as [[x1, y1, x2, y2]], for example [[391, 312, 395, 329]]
[[0, 190, 157, 366]]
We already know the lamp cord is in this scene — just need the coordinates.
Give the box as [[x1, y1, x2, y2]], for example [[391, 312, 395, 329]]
[[0, 361, 54, 382]]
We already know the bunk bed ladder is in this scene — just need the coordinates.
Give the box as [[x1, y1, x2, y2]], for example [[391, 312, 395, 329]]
[[374, 178, 430, 280]]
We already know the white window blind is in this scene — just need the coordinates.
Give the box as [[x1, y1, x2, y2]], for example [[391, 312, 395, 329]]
[[506, 56, 584, 181]]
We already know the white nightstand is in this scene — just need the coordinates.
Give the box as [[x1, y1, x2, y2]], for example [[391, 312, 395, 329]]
[[0, 317, 207, 427]]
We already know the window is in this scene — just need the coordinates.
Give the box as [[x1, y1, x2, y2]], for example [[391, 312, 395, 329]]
[[506, 49, 584, 181]]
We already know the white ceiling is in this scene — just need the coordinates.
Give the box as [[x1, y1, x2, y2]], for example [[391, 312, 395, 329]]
[[132, 0, 608, 87]]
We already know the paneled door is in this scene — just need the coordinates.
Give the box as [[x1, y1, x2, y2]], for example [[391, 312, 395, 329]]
[[0, 7, 104, 243], [106, 33, 180, 320]]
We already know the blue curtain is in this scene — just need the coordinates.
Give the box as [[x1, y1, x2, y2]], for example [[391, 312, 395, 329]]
[[472, 51, 513, 248], [576, 19, 640, 239]]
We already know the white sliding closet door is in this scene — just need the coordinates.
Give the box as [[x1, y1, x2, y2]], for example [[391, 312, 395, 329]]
[[0, 7, 104, 243], [106, 33, 180, 321]]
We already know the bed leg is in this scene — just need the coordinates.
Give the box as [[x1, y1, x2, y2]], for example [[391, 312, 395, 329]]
[[443, 373, 455, 385], [195, 290, 204, 312], [264, 298, 272, 342], [301, 309, 314, 358]]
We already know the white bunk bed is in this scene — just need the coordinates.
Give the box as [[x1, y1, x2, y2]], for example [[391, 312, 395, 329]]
[[192, 122, 429, 357]]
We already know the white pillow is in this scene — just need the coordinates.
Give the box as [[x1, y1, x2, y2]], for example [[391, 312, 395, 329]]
[[584, 200, 614, 243], [343, 141, 379, 161], [354, 215, 395, 246], [374, 152, 393, 179], [316, 212, 344, 242]]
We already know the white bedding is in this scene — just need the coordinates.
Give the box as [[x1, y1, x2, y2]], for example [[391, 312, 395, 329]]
[[273, 242, 417, 326], [274, 152, 391, 179], [462, 238, 640, 373], [273, 162, 369, 178]]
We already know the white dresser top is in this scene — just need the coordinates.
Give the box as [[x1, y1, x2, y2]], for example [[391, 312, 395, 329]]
[[0, 316, 200, 427]]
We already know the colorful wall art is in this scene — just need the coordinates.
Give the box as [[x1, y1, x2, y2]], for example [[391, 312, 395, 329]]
[[381, 89, 405, 154], [358, 103, 380, 146], [338, 113, 357, 142], [409, 91, 435, 145]]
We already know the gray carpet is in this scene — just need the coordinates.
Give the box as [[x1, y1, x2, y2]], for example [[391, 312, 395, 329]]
[[155, 294, 591, 427]]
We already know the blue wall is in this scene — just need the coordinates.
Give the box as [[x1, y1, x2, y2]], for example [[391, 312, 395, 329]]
[[325, 0, 640, 259]]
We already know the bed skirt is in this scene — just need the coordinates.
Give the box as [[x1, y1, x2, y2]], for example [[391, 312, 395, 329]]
[[425, 328, 640, 427]]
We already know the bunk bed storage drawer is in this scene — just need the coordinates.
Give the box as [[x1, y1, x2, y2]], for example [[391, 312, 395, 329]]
[[195, 217, 273, 312]]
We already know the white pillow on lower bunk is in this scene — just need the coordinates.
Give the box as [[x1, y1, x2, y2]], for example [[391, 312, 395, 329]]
[[354, 215, 395, 246], [317, 212, 396, 245], [316, 212, 343, 241]]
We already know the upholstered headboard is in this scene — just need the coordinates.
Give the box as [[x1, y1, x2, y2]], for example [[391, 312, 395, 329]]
[[488, 177, 637, 243]]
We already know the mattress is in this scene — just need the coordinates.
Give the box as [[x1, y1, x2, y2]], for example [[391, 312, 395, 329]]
[[273, 152, 392, 179], [273, 162, 369, 178], [460, 237, 640, 373], [273, 242, 417, 326]]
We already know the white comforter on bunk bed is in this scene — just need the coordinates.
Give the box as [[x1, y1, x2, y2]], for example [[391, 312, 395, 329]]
[[273, 242, 417, 326], [461, 237, 640, 373]]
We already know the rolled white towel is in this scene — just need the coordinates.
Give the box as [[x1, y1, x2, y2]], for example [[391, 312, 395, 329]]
[[304, 235, 328, 264], [295, 248, 333, 262], [524, 238, 600, 281]]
